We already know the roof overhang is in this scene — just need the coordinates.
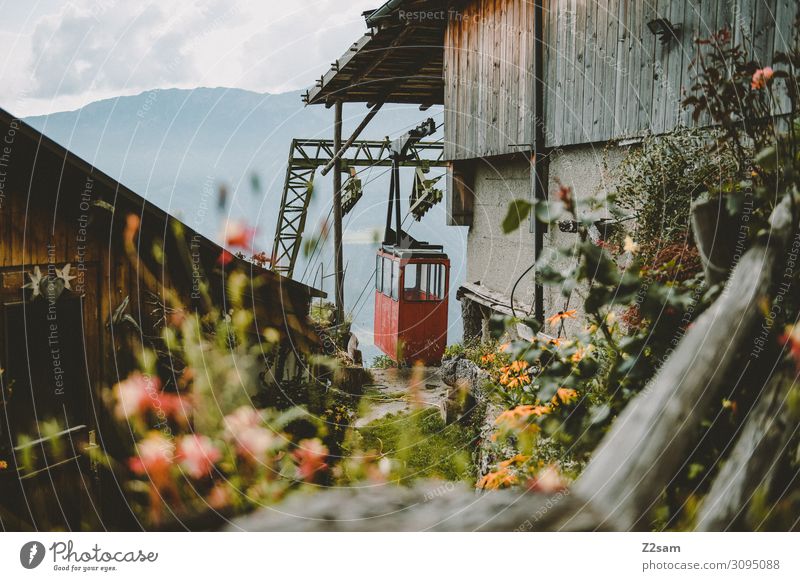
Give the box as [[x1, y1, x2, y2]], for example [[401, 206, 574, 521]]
[[304, 0, 447, 107]]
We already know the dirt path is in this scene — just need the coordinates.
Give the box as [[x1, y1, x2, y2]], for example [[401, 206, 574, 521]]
[[355, 367, 450, 427]]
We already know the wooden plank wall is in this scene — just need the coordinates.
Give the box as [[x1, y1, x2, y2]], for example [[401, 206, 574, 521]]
[[444, 0, 798, 159], [545, 0, 797, 147], [444, 0, 536, 160]]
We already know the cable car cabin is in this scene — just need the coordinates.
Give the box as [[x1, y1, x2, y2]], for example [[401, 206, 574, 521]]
[[374, 244, 449, 365]]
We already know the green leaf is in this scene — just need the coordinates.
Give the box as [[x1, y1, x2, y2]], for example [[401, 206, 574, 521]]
[[589, 404, 611, 425], [725, 189, 745, 215], [534, 200, 565, 223], [502, 199, 533, 233]]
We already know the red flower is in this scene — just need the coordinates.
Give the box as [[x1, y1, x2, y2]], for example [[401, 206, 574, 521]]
[[779, 324, 800, 370], [222, 220, 256, 250], [217, 249, 235, 266], [293, 438, 329, 482]]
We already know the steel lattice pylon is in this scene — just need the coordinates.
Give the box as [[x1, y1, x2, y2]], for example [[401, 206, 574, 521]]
[[271, 138, 445, 278]]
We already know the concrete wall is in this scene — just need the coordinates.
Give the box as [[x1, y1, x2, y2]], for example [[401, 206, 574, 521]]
[[466, 156, 536, 303], [540, 143, 629, 334], [460, 142, 630, 337]]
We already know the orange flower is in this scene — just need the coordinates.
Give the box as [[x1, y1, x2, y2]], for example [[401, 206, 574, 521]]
[[546, 309, 577, 327], [495, 405, 551, 431], [510, 360, 528, 373], [554, 387, 579, 405], [124, 214, 141, 246], [476, 467, 518, 490], [499, 342, 511, 352], [751, 66, 774, 90], [570, 347, 585, 362], [498, 454, 530, 469], [480, 353, 496, 365]]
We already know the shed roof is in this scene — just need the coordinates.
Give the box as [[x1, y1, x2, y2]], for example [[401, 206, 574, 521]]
[[304, 0, 447, 107], [0, 107, 325, 300]]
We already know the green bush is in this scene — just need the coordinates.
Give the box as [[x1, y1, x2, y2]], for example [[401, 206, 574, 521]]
[[610, 127, 739, 259]]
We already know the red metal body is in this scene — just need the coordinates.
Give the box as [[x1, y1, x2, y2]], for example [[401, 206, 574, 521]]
[[374, 247, 450, 365]]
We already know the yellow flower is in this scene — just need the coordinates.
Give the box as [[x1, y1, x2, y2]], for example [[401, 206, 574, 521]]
[[623, 235, 639, 255]]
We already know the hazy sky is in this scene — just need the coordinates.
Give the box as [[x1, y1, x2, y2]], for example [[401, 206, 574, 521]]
[[0, 0, 378, 116]]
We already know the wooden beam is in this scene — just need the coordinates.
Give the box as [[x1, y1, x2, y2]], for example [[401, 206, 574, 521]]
[[332, 101, 345, 326], [320, 102, 383, 176]]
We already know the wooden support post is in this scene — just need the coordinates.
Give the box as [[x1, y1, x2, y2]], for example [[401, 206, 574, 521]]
[[531, 0, 546, 324], [332, 100, 345, 326]]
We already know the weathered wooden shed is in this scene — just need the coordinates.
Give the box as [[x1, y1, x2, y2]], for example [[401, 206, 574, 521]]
[[0, 108, 324, 530]]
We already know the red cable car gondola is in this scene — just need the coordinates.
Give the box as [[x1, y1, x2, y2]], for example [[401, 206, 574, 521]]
[[373, 119, 449, 365]]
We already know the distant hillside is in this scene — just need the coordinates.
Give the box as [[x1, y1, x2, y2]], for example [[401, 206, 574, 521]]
[[23, 88, 467, 357]]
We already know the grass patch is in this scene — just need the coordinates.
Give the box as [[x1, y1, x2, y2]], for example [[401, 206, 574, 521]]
[[355, 407, 478, 483]]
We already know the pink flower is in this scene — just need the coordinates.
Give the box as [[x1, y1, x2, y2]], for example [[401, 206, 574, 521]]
[[526, 465, 568, 493], [176, 435, 221, 479], [114, 373, 160, 420], [207, 483, 232, 509], [222, 220, 255, 250], [223, 407, 277, 462], [159, 393, 192, 425], [293, 438, 329, 482], [223, 407, 262, 437], [236, 426, 278, 461], [751, 66, 774, 90], [128, 433, 174, 482]]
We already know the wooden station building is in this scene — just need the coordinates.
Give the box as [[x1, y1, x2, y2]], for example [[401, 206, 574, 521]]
[[305, 0, 796, 338]]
